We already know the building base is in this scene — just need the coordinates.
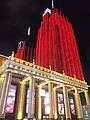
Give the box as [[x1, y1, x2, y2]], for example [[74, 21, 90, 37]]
[[77, 118, 83, 120], [28, 118, 33, 120], [66, 118, 71, 120], [0, 119, 5, 120], [0, 114, 5, 120]]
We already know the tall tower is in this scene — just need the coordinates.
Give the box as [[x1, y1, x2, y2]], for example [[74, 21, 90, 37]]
[[35, 1, 84, 80], [15, 27, 33, 62]]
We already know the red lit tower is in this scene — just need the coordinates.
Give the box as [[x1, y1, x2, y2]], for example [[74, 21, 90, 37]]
[[15, 27, 33, 62], [35, 0, 84, 80]]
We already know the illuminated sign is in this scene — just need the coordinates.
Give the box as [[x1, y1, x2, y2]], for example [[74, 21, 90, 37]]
[[6, 85, 17, 113]]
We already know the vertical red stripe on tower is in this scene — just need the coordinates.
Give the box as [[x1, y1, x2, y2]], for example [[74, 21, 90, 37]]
[[68, 23, 79, 79], [51, 14, 57, 71], [68, 21, 76, 77], [54, 10, 62, 72], [70, 24, 84, 80], [62, 17, 72, 76], [59, 15, 67, 74], [49, 16, 54, 70], [64, 18, 75, 77], [56, 12, 63, 73]]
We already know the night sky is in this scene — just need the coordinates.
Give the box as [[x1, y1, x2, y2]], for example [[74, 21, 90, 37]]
[[0, 0, 90, 85]]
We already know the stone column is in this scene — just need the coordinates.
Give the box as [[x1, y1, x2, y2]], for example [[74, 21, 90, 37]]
[[63, 85, 71, 120], [74, 88, 83, 120], [35, 85, 38, 119], [0, 75, 4, 98], [16, 81, 26, 120], [48, 82, 53, 119], [53, 88, 58, 119], [27, 76, 35, 119], [38, 87, 42, 120], [0, 72, 11, 118], [84, 90, 90, 105]]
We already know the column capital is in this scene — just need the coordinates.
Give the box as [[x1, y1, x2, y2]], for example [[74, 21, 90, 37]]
[[53, 87, 57, 91], [37, 85, 42, 89], [63, 84, 68, 89], [47, 80, 53, 83], [19, 80, 26, 85]]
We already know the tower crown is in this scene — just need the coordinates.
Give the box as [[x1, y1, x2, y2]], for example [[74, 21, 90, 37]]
[[43, 8, 51, 16], [43, 0, 55, 16]]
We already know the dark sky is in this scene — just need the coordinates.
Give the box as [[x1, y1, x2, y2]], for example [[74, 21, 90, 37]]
[[0, 0, 90, 85]]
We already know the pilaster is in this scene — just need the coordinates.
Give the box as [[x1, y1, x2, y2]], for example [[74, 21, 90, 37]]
[[16, 81, 26, 120], [74, 87, 83, 119], [63, 85, 71, 120], [0, 72, 11, 118], [38, 86, 42, 120], [27, 76, 35, 119], [53, 88, 58, 119], [48, 82, 53, 119]]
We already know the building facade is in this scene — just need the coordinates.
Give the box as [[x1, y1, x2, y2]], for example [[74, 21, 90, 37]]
[[0, 55, 89, 120]]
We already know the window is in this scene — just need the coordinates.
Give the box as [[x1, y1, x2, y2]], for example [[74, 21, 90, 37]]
[[69, 96, 75, 115], [44, 92, 50, 114], [58, 93, 64, 115], [26, 88, 30, 113]]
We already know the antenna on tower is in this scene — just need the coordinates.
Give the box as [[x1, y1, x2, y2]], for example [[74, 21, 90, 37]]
[[52, 0, 54, 9], [28, 26, 30, 36]]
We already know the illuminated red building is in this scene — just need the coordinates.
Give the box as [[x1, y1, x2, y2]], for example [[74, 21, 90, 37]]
[[35, 6, 84, 80], [15, 41, 32, 62], [15, 27, 33, 62], [0, 1, 90, 120]]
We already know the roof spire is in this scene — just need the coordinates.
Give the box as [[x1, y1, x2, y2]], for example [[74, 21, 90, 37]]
[[28, 26, 30, 36], [52, 0, 54, 9]]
